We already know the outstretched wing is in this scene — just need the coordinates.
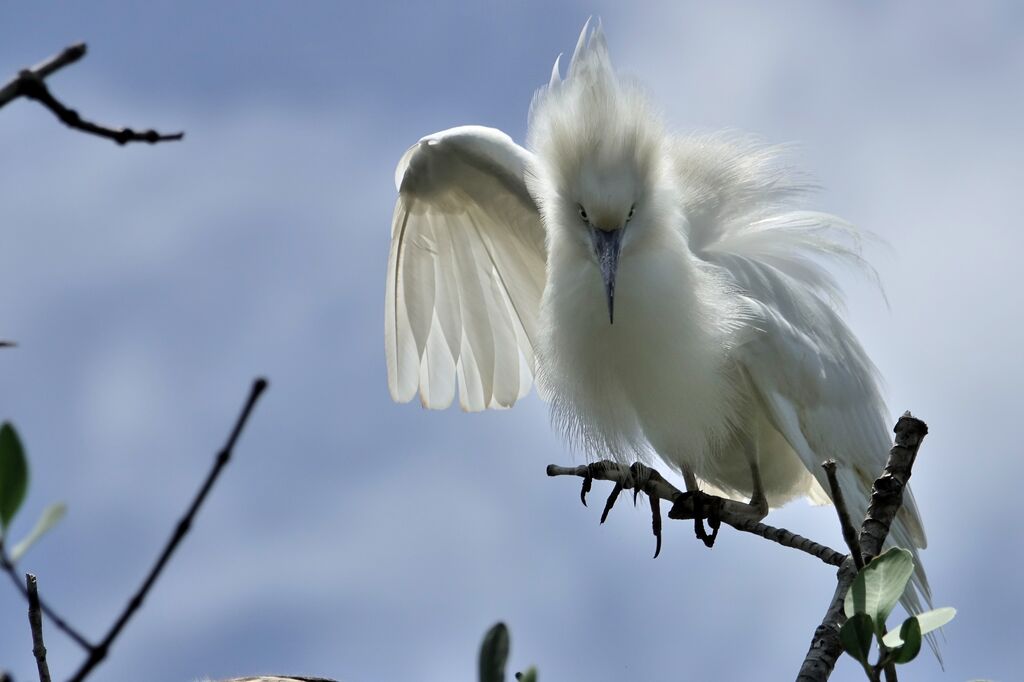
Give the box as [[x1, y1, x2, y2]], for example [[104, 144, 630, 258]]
[[386, 126, 547, 410], [677, 134, 934, 625]]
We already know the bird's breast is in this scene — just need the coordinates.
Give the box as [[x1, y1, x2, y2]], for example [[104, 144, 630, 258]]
[[537, 243, 739, 465]]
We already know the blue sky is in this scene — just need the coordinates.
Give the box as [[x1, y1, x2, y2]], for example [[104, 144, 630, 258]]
[[1, 2, 1021, 680]]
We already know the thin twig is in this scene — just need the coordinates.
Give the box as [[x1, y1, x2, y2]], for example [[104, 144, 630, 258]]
[[547, 461, 846, 567], [25, 574, 52, 682], [796, 413, 929, 682], [0, 43, 184, 145], [0, 44, 86, 106], [822, 460, 864, 570], [0, 548, 93, 650], [68, 378, 268, 682]]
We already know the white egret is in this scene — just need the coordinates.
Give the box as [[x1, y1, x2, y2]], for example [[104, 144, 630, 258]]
[[385, 20, 931, 626]]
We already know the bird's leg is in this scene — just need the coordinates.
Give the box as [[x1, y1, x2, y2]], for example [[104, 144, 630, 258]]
[[725, 433, 770, 522], [678, 430, 770, 526], [680, 464, 700, 493], [747, 460, 770, 520], [676, 464, 720, 547]]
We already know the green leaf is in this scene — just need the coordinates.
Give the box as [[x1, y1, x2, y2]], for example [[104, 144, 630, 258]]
[[515, 668, 538, 682], [882, 607, 956, 647], [912, 606, 956, 636], [840, 612, 875, 665], [9, 502, 67, 563], [888, 616, 922, 664], [479, 622, 510, 682], [844, 547, 914, 628], [0, 423, 29, 534]]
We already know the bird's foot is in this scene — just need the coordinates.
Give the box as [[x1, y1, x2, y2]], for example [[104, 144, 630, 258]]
[[667, 490, 723, 548], [628, 462, 662, 559], [577, 461, 663, 558]]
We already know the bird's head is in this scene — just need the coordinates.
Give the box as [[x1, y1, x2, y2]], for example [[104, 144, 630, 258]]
[[526, 19, 673, 324]]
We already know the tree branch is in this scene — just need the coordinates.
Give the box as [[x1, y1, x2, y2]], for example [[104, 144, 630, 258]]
[[0, 43, 184, 145], [68, 378, 268, 682], [796, 413, 929, 681], [547, 461, 846, 567], [0, 548, 93, 651], [858, 414, 928, 562], [25, 574, 51, 682], [796, 557, 858, 682], [822, 460, 864, 571], [0, 44, 86, 105]]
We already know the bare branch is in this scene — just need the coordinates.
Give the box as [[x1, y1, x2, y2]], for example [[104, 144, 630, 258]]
[[26, 43, 87, 82], [796, 557, 858, 682], [0, 44, 86, 105], [547, 461, 846, 567], [723, 515, 846, 567], [796, 413, 929, 681], [69, 378, 268, 682], [822, 460, 864, 571], [0, 43, 184, 145], [0, 548, 93, 650], [25, 574, 51, 682], [859, 413, 928, 562]]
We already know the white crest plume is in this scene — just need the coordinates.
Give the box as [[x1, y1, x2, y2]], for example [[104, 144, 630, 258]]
[[528, 19, 664, 195]]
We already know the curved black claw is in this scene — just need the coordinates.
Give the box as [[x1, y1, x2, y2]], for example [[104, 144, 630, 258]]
[[667, 490, 721, 548], [600, 480, 624, 524], [692, 491, 710, 546], [694, 494, 722, 548], [630, 462, 648, 506], [649, 493, 662, 558], [580, 469, 594, 507], [707, 502, 722, 547]]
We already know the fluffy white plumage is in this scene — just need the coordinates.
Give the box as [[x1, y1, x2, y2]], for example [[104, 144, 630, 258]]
[[385, 19, 932, 639]]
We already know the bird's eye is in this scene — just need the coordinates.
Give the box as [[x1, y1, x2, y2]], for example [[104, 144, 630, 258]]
[[627, 204, 636, 222], [577, 205, 589, 222]]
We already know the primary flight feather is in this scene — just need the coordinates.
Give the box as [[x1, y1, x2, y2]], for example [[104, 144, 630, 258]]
[[385, 18, 933, 644]]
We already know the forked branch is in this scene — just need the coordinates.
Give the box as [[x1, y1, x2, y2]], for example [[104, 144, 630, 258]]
[[546, 412, 929, 682], [0, 43, 183, 144], [797, 413, 929, 681]]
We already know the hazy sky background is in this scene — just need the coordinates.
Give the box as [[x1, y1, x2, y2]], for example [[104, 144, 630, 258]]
[[1, 2, 1021, 681]]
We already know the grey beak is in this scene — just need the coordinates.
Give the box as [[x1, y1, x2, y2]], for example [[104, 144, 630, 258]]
[[590, 227, 625, 324]]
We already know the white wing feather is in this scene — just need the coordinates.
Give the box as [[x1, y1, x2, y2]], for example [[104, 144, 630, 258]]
[[678, 134, 935, 641], [386, 126, 546, 410]]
